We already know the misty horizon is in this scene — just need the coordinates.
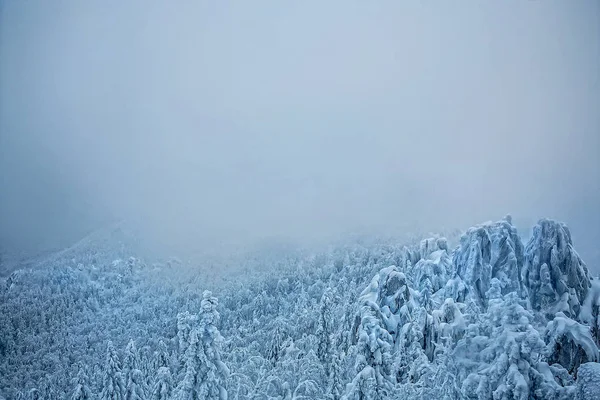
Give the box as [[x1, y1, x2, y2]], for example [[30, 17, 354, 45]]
[[1, 1, 599, 270]]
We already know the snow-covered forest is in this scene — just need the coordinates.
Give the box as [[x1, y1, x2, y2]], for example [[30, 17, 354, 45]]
[[1, 216, 599, 399], [1, 0, 599, 399]]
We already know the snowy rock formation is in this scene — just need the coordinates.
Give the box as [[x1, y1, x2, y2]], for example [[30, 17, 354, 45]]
[[342, 217, 599, 399], [524, 219, 591, 318], [2, 216, 600, 400], [452, 217, 525, 307]]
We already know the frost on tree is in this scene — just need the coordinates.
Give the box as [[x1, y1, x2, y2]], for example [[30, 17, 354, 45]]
[[151, 367, 172, 400], [317, 288, 335, 375], [154, 340, 171, 370], [328, 352, 344, 400], [197, 290, 230, 399], [125, 369, 147, 400], [576, 362, 600, 400], [343, 266, 408, 398], [524, 219, 591, 318], [177, 311, 196, 355], [580, 280, 600, 347], [344, 266, 398, 400], [431, 298, 466, 351], [70, 365, 92, 400], [455, 290, 574, 400], [123, 340, 140, 387], [101, 341, 125, 400], [545, 312, 599, 374], [174, 329, 200, 400], [175, 291, 229, 400], [3, 215, 600, 400], [26, 389, 40, 400], [452, 217, 525, 307], [266, 317, 288, 364]]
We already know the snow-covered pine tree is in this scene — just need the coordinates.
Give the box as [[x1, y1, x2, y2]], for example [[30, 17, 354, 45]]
[[154, 339, 170, 370], [139, 346, 153, 387], [122, 340, 139, 386], [196, 290, 229, 400], [174, 291, 229, 400], [174, 329, 200, 400], [100, 341, 125, 400], [124, 369, 146, 400], [545, 312, 599, 374], [70, 365, 93, 400], [151, 367, 172, 400], [581, 280, 600, 347], [266, 317, 287, 364], [27, 389, 40, 400], [343, 267, 398, 399], [327, 351, 344, 400], [317, 288, 335, 375], [335, 304, 355, 355], [458, 288, 574, 399], [41, 375, 58, 400], [177, 311, 194, 356], [431, 298, 466, 352]]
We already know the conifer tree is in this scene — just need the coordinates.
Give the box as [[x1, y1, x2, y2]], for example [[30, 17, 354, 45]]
[[71, 365, 93, 400], [154, 340, 170, 370], [151, 367, 172, 400], [197, 291, 229, 400], [125, 369, 146, 400], [27, 389, 40, 400], [317, 289, 334, 375], [123, 340, 139, 385], [101, 341, 125, 400]]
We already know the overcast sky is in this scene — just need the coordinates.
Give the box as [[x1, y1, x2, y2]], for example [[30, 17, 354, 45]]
[[1, 1, 599, 268]]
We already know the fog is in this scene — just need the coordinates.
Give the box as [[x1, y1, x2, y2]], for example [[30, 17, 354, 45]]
[[1, 1, 599, 269]]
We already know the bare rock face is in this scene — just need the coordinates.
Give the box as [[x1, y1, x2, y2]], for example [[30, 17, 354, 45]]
[[524, 219, 591, 318]]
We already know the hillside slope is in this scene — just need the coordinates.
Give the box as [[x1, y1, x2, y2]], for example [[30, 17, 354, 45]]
[[1, 217, 599, 399]]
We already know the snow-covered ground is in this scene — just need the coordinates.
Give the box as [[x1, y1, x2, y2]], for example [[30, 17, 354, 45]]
[[1, 217, 599, 399]]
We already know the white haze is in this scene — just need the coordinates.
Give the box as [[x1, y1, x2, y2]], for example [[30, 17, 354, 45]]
[[0, 1, 599, 269]]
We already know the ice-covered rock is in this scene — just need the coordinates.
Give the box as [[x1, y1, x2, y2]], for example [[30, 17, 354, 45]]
[[412, 241, 452, 295], [453, 218, 525, 307], [524, 219, 591, 318], [419, 237, 449, 260]]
